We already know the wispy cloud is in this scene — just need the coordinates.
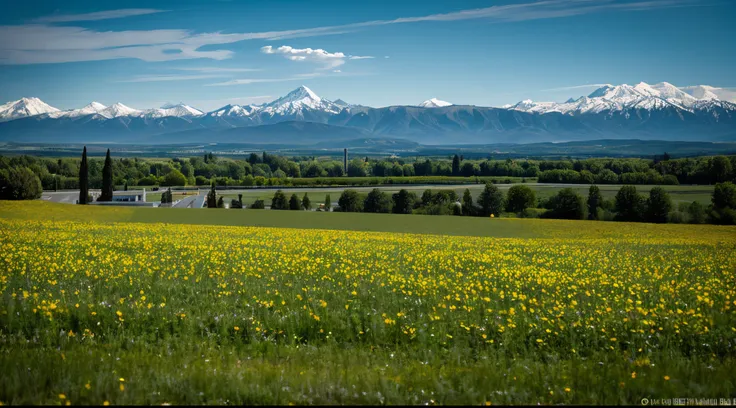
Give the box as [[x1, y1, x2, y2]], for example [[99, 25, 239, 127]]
[[261, 45, 372, 69], [174, 67, 261, 73], [540, 84, 611, 92], [207, 73, 322, 87], [1, 0, 705, 64], [118, 74, 225, 83], [32, 8, 168, 23]]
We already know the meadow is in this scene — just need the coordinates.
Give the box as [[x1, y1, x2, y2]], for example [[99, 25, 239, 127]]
[[0, 201, 735, 405]]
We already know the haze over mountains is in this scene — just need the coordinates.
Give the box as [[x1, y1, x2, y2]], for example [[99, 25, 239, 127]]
[[0, 83, 734, 145]]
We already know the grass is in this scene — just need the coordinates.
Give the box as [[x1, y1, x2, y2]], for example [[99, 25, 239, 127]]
[[1, 201, 735, 405]]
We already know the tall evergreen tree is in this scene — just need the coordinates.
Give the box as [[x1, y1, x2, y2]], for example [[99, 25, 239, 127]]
[[462, 188, 476, 216], [99, 148, 113, 201], [78, 146, 89, 204], [478, 182, 504, 217], [302, 193, 311, 210], [645, 187, 672, 223], [289, 193, 301, 210], [452, 154, 461, 176], [206, 182, 217, 208], [587, 185, 603, 220], [324, 194, 331, 212]]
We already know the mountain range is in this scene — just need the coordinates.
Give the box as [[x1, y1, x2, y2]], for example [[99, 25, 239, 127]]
[[0, 83, 734, 145]]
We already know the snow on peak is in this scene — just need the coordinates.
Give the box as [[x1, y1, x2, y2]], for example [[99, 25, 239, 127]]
[[680, 85, 736, 102], [278, 85, 321, 104], [57, 101, 109, 118], [419, 98, 452, 108], [504, 80, 736, 115], [207, 104, 260, 117], [260, 85, 343, 115], [145, 103, 204, 118], [633, 82, 660, 97], [0, 97, 60, 121], [101, 103, 142, 118]]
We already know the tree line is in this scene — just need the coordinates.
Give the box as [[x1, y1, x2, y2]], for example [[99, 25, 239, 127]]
[[2, 149, 735, 200], [3, 151, 733, 194], [209, 182, 736, 226]]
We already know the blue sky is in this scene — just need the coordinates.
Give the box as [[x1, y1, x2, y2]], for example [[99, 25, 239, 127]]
[[1, 0, 734, 111]]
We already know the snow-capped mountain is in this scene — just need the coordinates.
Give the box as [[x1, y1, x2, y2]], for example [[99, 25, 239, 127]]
[[681, 85, 736, 103], [143, 103, 204, 118], [1, 83, 734, 144], [0, 97, 60, 122], [258, 85, 344, 118], [507, 82, 736, 115], [100, 103, 142, 118], [419, 98, 452, 108], [50, 102, 109, 119], [206, 104, 260, 118]]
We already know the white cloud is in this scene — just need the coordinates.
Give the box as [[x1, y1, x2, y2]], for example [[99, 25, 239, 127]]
[[261, 45, 373, 69], [32, 8, 167, 23], [0, 0, 705, 65], [261, 45, 346, 69]]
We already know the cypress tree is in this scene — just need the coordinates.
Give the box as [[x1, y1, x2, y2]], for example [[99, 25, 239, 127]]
[[78, 146, 89, 204], [207, 182, 217, 208], [587, 185, 603, 220], [324, 194, 331, 212], [452, 154, 461, 176], [100, 148, 113, 201]]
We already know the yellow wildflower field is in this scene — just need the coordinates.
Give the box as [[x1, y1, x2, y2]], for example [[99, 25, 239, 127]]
[[0, 209, 735, 405]]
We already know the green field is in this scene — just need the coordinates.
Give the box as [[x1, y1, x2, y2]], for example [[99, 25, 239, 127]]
[[1, 201, 734, 405]]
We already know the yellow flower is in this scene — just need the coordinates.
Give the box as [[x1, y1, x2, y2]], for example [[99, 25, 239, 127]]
[[59, 394, 66, 400], [234, 326, 240, 331], [664, 376, 670, 381]]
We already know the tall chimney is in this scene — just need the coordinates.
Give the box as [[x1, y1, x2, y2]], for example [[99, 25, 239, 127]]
[[343, 148, 348, 175]]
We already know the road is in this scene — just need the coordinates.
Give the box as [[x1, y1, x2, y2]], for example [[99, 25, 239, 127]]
[[172, 194, 206, 208], [42, 191, 85, 204]]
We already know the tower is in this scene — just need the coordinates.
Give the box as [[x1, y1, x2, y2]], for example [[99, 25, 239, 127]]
[[343, 148, 348, 175]]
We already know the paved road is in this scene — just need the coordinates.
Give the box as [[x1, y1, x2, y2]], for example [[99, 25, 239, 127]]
[[42, 191, 85, 203]]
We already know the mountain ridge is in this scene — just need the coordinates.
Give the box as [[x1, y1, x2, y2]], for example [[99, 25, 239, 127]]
[[1, 83, 734, 144]]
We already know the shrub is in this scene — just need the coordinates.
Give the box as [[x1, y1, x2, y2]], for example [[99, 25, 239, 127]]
[[505, 185, 536, 213], [542, 188, 586, 220], [644, 187, 672, 224], [0, 167, 43, 200], [614, 185, 644, 222], [162, 169, 187, 187], [338, 190, 363, 212], [271, 190, 288, 210]]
